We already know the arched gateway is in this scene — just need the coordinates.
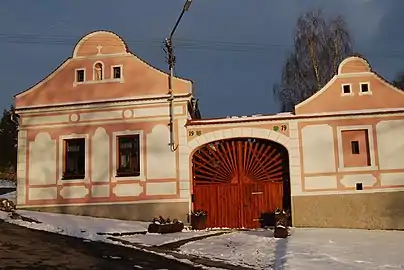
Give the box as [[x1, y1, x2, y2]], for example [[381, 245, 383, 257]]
[[189, 128, 292, 229]]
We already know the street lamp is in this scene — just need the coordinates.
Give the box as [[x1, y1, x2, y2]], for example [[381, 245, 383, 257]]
[[166, 0, 193, 152]]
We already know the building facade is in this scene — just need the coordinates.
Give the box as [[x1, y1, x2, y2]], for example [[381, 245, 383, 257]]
[[14, 31, 404, 230], [14, 31, 199, 221]]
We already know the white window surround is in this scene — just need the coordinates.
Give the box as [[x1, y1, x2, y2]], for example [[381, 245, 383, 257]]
[[111, 64, 124, 81], [73, 63, 123, 86], [336, 125, 378, 172], [341, 83, 354, 96], [112, 130, 145, 182], [58, 134, 90, 184], [74, 68, 86, 86], [359, 82, 372, 95]]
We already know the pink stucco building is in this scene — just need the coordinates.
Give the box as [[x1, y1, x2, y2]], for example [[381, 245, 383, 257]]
[[14, 31, 404, 230]]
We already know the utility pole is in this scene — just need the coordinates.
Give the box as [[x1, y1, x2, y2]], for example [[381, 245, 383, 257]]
[[165, 0, 193, 152]]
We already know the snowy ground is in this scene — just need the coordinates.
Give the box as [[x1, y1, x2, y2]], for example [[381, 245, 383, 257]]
[[180, 228, 404, 269], [116, 230, 221, 247], [0, 179, 16, 204], [1, 210, 404, 269], [0, 179, 16, 188], [0, 190, 16, 204]]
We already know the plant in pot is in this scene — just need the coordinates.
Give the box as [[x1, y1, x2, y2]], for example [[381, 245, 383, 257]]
[[147, 216, 184, 234], [189, 209, 208, 230], [273, 208, 291, 239]]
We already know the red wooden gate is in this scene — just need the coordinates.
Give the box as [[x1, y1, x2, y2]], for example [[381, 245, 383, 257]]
[[192, 138, 288, 228]]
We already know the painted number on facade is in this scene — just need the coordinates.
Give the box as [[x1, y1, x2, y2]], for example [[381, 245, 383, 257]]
[[189, 130, 202, 137], [273, 125, 287, 132]]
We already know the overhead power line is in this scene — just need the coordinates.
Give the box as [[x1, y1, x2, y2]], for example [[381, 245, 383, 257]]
[[0, 33, 404, 59]]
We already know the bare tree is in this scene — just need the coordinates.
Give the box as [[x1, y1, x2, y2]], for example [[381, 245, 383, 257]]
[[392, 72, 404, 90], [273, 10, 353, 112]]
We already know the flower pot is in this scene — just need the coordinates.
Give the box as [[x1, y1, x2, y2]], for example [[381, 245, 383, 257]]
[[190, 215, 207, 230], [147, 222, 184, 234]]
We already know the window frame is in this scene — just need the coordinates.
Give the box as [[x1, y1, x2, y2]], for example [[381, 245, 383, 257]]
[[58, 134, 89, 184], [116, 134, 141, 177], [359, 82, 372, 95], [112, 130, 144, 182], [74, 68, 86, 84], [336, 125, 377, 172], [341, 83, 353, 96], [111, 65, 123, 80]]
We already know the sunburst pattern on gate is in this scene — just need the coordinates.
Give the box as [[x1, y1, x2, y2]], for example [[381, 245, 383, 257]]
[[192, 138, 287, 185]]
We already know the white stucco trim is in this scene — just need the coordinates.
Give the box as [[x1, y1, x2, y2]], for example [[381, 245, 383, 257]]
[[58, 134, 90, 184], [74, 68, 86, 86], [337, 57, 371, 75], [341, 83, 354, 96], [359, 81, 372, 96], [111, 130, 145, 182], [16, 95, 191, 113], [336, 125, 377, 172], [111, 64, 124, 81]]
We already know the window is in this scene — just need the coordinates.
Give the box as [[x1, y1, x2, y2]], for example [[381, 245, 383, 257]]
[[63, 138, 85, 180], [94, 63, 103, 80], [342, 84, 351, 94], [76, 69, 85, 82], [339, 128, 373, 170], [113, 66, 121, 79], [116, 135, 140, 177], [360, 83, 369, 93], [351, 141, 360, 154]]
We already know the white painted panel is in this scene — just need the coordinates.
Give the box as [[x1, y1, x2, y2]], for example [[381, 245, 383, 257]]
[[305, 176, 338, 190], [340, 174, 376, 188], [60, 186, 89, 199], [29, 187, 57, 200], [146, 182, 177, 196], [146, 125, 176, 179], [133, 106, 183, 118], [113, 183, 143, 197], [28, 132, 57, 185], [179, 181, 190, 190], [80, 110, 122, 121], [376, 120, 404, 170], [22, 114, 70, 126], [301, 125, 336, 174], [91, 185, 110, 198], [91, 128, 110, 182], [180, 189, 190, 199], [380, 173, 404, 187]]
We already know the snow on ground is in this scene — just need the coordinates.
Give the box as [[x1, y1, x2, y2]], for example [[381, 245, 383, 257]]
[[0, 179, 16, 188], [2, 209, 404, 269], [180, 228, 404, 269], [0, 191, 16, 204], [0, 210, 225, 269], [116, 230, 221, 247], [1, 210, 149, 241]]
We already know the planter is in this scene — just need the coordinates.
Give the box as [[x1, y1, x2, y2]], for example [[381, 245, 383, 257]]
[[147, 222, 184, 234], [274, 208, 290, 239], [190, 215, 207, 230]]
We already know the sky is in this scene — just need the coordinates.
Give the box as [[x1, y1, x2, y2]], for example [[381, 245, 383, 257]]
[[0, 0, 403, 118]]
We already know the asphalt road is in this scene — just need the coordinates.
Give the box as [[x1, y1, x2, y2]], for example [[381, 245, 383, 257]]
[[0, 220, 202, 270]]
